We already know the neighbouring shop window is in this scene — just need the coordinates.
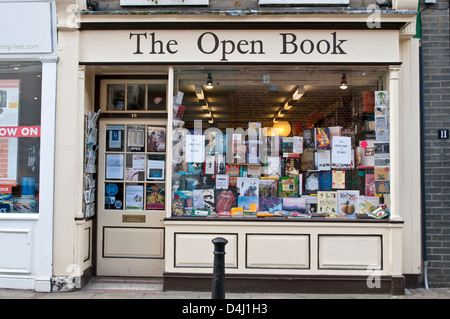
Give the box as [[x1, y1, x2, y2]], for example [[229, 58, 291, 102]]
[[0, 62, 41, 213], [171, 66, 391, 219]]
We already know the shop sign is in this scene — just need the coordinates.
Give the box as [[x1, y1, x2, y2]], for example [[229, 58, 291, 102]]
[[0, 126, 40, 138], [80, 29, 399, 63], [0, 2, 53, 54]]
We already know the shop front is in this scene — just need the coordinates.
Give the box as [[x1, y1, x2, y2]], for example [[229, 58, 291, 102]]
[[0, 1, 57, 291], [54, 6, 421, 294]]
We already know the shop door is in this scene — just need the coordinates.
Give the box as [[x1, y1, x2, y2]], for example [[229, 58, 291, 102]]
[[96, 118, 167, 277]]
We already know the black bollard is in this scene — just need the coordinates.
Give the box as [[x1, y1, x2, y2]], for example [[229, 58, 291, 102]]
[[211, 237, 228, 299]]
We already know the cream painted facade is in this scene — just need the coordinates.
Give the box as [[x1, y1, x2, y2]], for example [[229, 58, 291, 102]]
[[53, 0, 421, 293]]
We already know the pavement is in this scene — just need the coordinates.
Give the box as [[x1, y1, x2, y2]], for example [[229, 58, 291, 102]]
[[0, 276, 449, 300]]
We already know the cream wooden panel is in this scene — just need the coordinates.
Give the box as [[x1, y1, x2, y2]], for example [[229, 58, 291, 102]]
[[246, 234, 309, 269], [0, 229, 31, 273], [103, 227, 164, 258], [174, 233, 237, 268], [83, 226, 91, 262], [319, 235, 382, 270]]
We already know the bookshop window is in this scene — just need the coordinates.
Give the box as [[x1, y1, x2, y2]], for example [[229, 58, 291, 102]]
[[171, 66, 391, 219], [0, 62, 42, 213]]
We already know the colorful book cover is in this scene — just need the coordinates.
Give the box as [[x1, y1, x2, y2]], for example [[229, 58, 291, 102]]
[[282, 137, 294, 157], [238, 196, 259, 211], [317, 191, 338, 214], [283, 158, 300, 177], [259, 197, 282, 213], [356, 196, 379, 215], [226, 164, 240, 186], [214, 189, 237, 213], [279, 177, 299, 197], [315, 127, 331, 149], [337, 190, 360, 216], [146, 184, 165, 210], [365, 173, 376, 196], [318, 171, 332, 191], [237, 177, 260, 197], [259, 178, 278, 197], [173, 190, 193, 208], [282, 197, 306, 213]]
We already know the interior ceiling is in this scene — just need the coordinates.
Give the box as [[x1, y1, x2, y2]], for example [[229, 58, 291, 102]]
[[175, 66, 387, 127], [91, 64, 387, 128]]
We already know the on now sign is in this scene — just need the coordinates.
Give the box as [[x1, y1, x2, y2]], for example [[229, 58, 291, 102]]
[[0, 126, 40, 137]]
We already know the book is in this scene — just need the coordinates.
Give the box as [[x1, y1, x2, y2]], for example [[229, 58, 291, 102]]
[[238, 196, 259, 211], [318, 171, 332, 191], [282, 197, 307, 213], [215, 189, 237, 213], [283, 158, 300, 177], [362, 90, 375, 112], [328, 126, 341, 144], [356, 196, 379, 215], [332, 170, 346, 189], [374, 166, 389, 181], [293, 136, 303, 154], [304, 171, 319, 195], [226, 164, 240, 186], [204, 155, 215, 174], [300, 150, 315, 171], [236, 177, 260, 197], [267, 156, 281, 177], [259, 177, 278, 197], [317, 149, 331, 171], [247, 164, 261, 178], [375, 181, 390, 194], [365, 173, 376, 196], [279, 177, 299, 197], [337, 190, 360, 217], [193, 189, 205, 209], [259, 197, 282, 214], [315, 127, 331, 149], [203, 188, 215, 212], [146, 184, 165, 210], [282, 137, 294, 157], [317, 191, 338, 214], [303, 128, 315, 149], [147, 126, 166, 152]]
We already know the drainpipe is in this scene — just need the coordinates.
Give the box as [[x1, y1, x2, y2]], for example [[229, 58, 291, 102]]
[[417, 2, 429, 289]]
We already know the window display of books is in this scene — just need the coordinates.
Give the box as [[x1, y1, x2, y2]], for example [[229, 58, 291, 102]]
[[171, 91, 390, 219]]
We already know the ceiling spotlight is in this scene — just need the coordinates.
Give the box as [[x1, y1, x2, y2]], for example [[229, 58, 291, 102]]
[[340, 73, 348, 90], [206, 73, 213, 89], [292, 86, 305, 100]]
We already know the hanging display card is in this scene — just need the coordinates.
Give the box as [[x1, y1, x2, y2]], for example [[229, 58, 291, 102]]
[[215, 174, 229, 189], [185, 135, 205, 163], [125, 184, 144, 210], [331, 136, 352, 166], [106, 154, 124, 180]]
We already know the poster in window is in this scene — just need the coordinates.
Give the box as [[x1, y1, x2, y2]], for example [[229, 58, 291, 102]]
[[125, 184, 144, 210], [147, 126, 166, 152], [106, 154, 124, 180]]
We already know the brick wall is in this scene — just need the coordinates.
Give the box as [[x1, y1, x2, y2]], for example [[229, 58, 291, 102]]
[[421, 0, 450, 287]]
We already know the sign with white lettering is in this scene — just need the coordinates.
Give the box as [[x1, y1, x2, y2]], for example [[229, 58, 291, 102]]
[[79, 29, 400, 63]]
